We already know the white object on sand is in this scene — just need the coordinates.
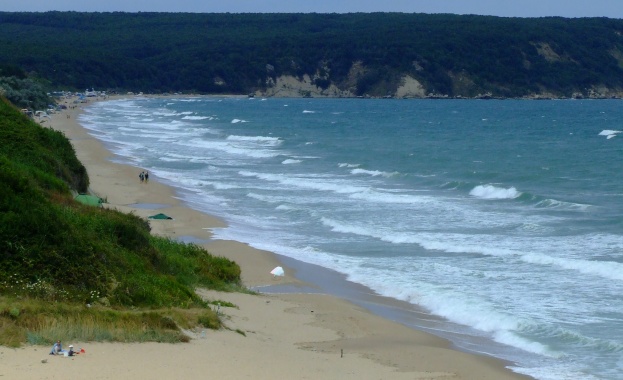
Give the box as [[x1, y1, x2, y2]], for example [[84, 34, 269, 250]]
[[270, 266, 285, 277]]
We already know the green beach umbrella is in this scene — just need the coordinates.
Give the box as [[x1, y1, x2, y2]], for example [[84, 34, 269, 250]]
[[148, 213, 173, 220], [74, 194, 104, 207]]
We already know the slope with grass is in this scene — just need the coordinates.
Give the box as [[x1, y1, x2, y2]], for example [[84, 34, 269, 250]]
[[0, 97, 242, 346]]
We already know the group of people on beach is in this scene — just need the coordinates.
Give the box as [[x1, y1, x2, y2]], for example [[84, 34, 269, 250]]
[[49, 340, 82, 356], [139, 170, 149, 183]]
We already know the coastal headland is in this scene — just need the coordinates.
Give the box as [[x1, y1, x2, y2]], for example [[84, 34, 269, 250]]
[[0, 95, 532, 379]]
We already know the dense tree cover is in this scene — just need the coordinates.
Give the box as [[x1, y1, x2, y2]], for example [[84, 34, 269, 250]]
[[0, 12, 622, 97], [0, 76, 53, 110], [0, 64, 53, 110]]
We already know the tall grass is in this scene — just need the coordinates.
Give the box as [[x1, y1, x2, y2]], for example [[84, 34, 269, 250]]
[[0, 297, 221, 347]]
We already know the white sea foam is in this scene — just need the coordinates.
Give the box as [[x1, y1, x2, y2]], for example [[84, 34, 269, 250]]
[[520, 252, 623, 281], [302, 110, 315, 113], [231, 118, 249, 123], [350, 268, 559, 357], [275, 204, 298, 211], [339, 163, 360, 168], [420, 291, 520, 332], [226, 135, 282, 146], [282, 159, 301, 164], [350, 168, 398, 177], [318, 218, 623, 284], [349, 189, 431, 204], [420, 232, 623, 282], [535, 198, 590, 211], [599, 129, 621, 138], [321, 217, 370, 236], [239, 171, 365, 194], [182, 115, 211, 120], [246, 192, 274, 202], [207, 182, 240, 190], [493, 330, 560, 357], [470, 185, 521, 199], [512, 365, 603, 380], [181, 139, 281, 158]]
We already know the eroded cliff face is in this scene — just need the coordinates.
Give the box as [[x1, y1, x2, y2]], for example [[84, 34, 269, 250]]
[[259, 74, 353, 98], [255, 61, 623, 99], [395, 76, 427, 98]]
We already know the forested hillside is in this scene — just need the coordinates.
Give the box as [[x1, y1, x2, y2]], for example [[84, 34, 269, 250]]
[[1, 12, 623, 98]]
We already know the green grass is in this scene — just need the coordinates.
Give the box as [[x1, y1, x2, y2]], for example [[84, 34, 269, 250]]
[[0, 96, 245, 346], [0, 297, 222, 347]]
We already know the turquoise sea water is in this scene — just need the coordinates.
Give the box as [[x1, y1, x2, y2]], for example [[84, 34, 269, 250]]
[[80, 97, 623, 380]]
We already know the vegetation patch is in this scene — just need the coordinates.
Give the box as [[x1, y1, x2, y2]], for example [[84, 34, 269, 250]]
[[0, 95, 244, 346], [0, 297, 222, 347]]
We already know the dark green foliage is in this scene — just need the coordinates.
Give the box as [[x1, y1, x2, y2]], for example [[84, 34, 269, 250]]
[[0, 99, 87, 192], [0, 12, 622, 97], [0, 76, 53, 110], [149, 237, 241, 290], [0, 64, 26, 79], [0, 97, 241, 308]]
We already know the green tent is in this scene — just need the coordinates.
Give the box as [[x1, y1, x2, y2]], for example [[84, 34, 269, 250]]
[[148, 213, 173, 220], [74, 194, 104, 207]]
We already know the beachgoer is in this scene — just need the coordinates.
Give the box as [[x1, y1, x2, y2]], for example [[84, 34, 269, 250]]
[[49, 340, 63, 355], [144, 171, 149, 182], [139, 171, 144, 182], [67, 345, 78, 356]]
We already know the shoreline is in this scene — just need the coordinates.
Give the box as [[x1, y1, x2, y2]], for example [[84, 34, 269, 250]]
[[1, 95, 532, 379]]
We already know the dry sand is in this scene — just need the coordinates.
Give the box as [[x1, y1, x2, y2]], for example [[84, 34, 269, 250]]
[[0, 96, 532, 379]]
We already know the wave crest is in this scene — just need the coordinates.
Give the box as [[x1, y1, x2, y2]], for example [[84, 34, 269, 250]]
[[470, 185, 521, 199]]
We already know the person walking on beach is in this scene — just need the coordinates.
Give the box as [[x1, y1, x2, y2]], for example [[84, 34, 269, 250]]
[[144, 171, 149, 182], [139, 171, 144, 182]]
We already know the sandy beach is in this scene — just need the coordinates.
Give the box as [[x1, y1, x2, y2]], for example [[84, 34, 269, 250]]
[[0, 96, 532, 379]]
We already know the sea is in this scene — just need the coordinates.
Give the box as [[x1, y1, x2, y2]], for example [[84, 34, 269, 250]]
[[79, 96, 623, 380]]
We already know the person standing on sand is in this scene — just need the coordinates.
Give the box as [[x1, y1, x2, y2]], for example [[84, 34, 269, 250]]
[[144, 171, 149, 182], [139, 171, 144, 182]]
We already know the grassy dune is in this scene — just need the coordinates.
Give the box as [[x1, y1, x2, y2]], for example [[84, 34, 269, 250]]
[[0, 97, 243, 346]]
